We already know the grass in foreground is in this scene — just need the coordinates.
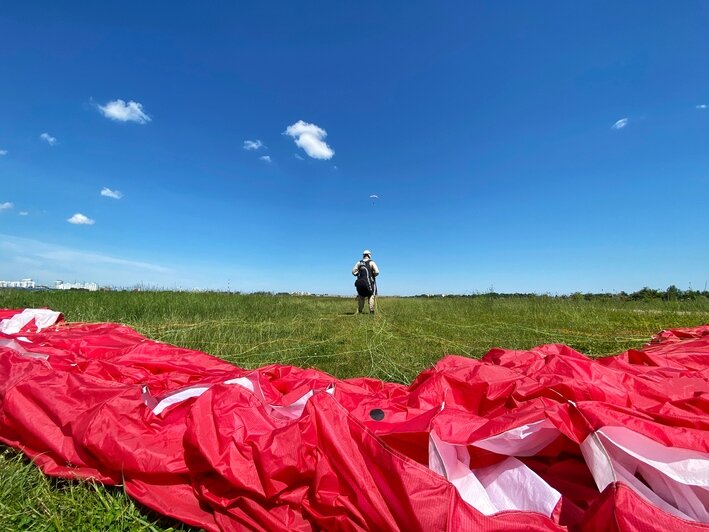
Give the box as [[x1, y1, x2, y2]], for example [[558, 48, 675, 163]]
[[0, 447, 186, 531], [1, 291, 708, 530]]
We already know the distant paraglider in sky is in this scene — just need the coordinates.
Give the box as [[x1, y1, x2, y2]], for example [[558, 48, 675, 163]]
[[369, 194, 379, 205]]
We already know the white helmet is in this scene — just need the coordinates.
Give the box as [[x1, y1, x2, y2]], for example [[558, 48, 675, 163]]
[[362, 249, 372, 257]]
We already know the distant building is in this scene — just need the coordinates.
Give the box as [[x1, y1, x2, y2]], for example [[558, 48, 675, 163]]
[[54, 280, 99, 292], [0, 278, 36, 289]]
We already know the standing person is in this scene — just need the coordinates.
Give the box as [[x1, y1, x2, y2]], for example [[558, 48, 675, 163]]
[[352, 250, 379, 315]]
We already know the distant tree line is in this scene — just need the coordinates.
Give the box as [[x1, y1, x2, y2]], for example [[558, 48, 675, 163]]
[[413, 286, 709, 301], [564, 285, 709, 302]]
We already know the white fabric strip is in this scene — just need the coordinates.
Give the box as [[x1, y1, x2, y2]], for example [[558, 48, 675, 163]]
[[152, 386, 212, 415], [472, 419, 560, 456], [223, 376, 256, 392], [0, 309, 62, 334], [151, 372, 334, 419], [270, 386, 335, 420], [0, 337, 49, 360]]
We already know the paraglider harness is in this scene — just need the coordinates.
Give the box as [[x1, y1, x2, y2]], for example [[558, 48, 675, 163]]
[[354, 260, 376, 297]]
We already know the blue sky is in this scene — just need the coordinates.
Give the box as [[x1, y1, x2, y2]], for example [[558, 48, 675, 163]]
[[1, 2, 708, 295]]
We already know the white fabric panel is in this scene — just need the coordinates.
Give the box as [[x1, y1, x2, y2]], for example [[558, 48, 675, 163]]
[[269, 385, 335, 420], [475, 456, 562, 516], [581, 426, 709, 523], [472, 419, 560, 456], [0, 309, 62, 334], [579, 433, 616, 490], [611, 448, 697, 521], [636, 461, 709, 522], [599, 426, 709, 486], [429, 431, 561, 517], [429, 431, 498, 515]]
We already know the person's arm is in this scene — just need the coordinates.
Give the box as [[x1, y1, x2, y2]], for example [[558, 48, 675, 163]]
[[352, 262, 360, 276], [370, 261, 379, 277]]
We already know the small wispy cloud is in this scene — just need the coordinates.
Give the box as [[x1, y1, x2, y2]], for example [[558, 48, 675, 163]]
[[697, 104, 707, 110], [294, 154, 304, 161], [100, 187, 123, 199], [259, 155, 272, 163], [40, 132, 57, 145], [0, 234, 172, 288], [284, 120, 335, 160], [243, 139, 265, 150], [67, 213, 95, 225], [19, 211, 28, 216], [0, 149, 7, 156], [611, 118, 629, 130], [98, 99, 151, 124], [0, 202, 13, 211], [35, 247, 167, 272]]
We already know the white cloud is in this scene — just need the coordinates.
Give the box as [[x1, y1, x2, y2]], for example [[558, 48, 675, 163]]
[[35, 247, 167, 272], [697, 104, 707, 110], [0, 149, 7, 156], [40, 132, 57, 145], [67, 213, 95, 225], [243, 139, 264, 150], [100, 187, 123, 199], [19, 211, 28, 216], [98, 99, 151, 123], [611, 118, 630, 129], [284, 120, 334, 160], [611, 118, 629, 130], [259, 155, 272, 163], [0, 233, 299, 291], [0, 202, 13, 211], [294, 153, 304, 160]]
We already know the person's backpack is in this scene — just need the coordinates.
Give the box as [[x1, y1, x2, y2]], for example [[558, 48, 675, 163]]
[[354, 260, 375, 297]]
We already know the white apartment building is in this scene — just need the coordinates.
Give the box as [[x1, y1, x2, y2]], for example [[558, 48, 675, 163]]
[[0, 278, 36, 289], [54, 280, 99, 292]]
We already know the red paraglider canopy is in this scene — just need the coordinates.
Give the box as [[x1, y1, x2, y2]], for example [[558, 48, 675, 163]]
[[1, 308, 707, 530]]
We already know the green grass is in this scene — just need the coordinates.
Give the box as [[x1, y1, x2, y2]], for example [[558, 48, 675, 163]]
[[0, 447, 184, 531], [1, 290, 708, 530]]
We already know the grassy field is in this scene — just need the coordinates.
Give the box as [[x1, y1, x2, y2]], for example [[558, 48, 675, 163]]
[[1, 290, 708, 530]]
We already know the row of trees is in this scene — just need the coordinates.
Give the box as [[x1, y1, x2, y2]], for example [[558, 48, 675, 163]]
[[414, 286, 709, 301], [567, 286, 709, 302]]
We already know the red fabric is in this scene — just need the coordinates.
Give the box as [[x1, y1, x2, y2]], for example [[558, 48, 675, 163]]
[[0, 308, 707, 531], [582, 483, 709, 532]]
